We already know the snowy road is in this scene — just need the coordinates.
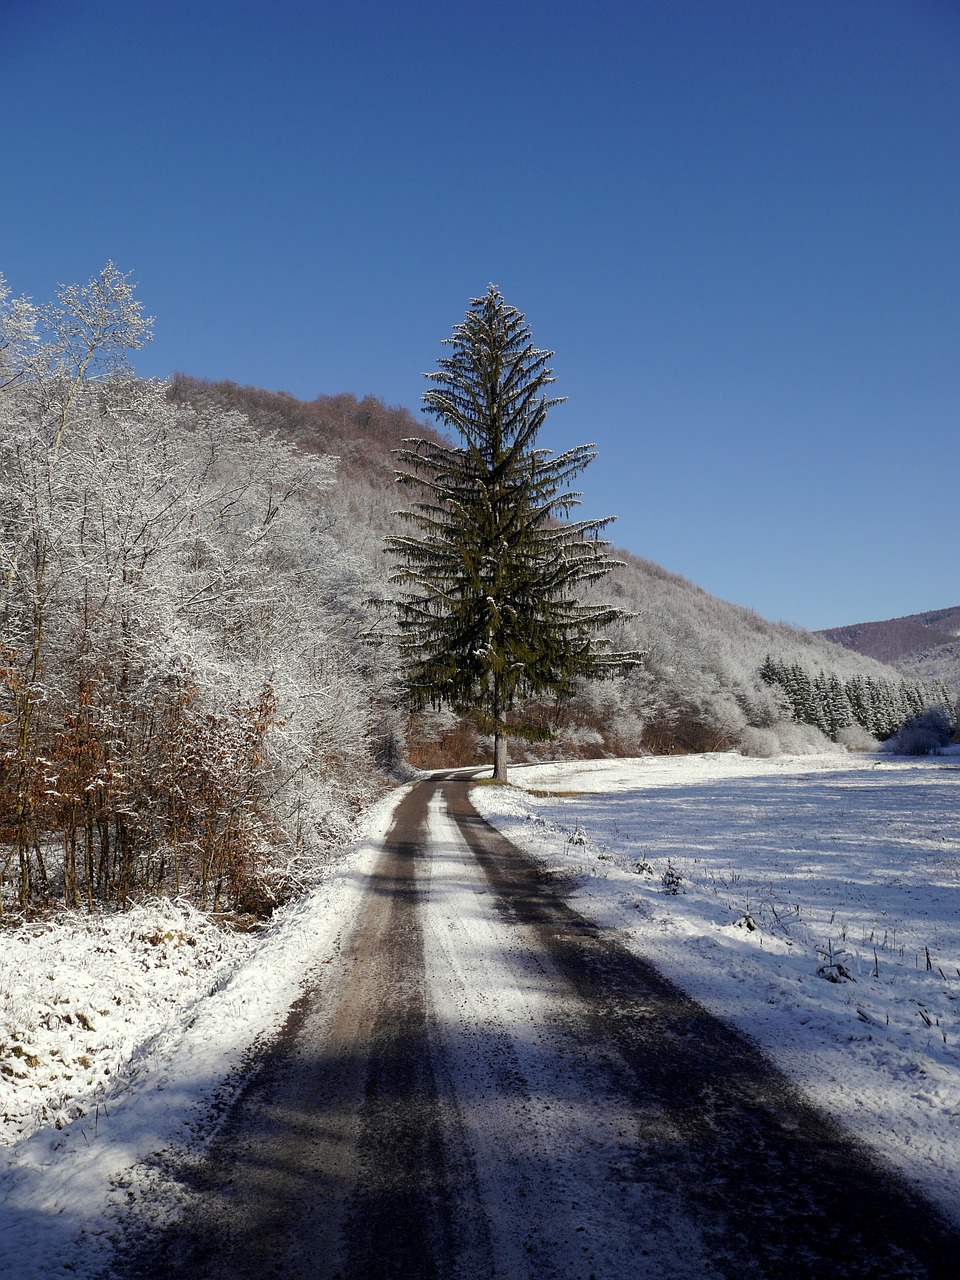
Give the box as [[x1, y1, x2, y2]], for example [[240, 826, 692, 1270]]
[[110, 773, 960, 1279]]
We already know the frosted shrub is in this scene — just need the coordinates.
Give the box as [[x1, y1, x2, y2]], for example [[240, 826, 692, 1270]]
[[557, 724, 605, 754], [660, 861, 684, 894], [775, 721, 836, 755], [738, 727, 780, 758], [884, 706, 954, 756], [836, 724, 880, 752], [738, 721, 836, 757]]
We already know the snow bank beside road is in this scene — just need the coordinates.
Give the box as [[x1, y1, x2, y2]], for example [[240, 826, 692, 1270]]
[[0, 901, 251, 1147], [472, 751, 960, 1223], [0, 787, 406, 1279]]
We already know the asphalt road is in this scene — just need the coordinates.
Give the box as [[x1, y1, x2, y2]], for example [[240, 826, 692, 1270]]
[[110, 774, 960, 1279]]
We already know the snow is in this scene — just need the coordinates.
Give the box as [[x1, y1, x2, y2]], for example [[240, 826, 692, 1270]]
[[420, 791, 717, 1276], [0, 900, 251, 1147], [0, 787, 404, 1279], [3, 751, 959, 1274], [471, 749, 960, 1224]]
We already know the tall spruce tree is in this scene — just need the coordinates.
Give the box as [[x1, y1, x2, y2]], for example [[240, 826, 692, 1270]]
[[389, 286, 640, 781]]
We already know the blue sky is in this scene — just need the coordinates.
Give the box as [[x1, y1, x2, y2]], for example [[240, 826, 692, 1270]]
[[4, 0, 958, 630]]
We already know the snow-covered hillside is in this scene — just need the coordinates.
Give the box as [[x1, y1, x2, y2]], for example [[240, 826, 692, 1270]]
[[170, 374, 952, 764]]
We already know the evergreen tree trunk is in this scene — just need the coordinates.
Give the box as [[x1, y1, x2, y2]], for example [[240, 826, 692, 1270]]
[[493, 730, 509, 783]]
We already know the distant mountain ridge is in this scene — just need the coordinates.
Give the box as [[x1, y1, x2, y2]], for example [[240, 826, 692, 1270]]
[[818, 607, 960, 694]]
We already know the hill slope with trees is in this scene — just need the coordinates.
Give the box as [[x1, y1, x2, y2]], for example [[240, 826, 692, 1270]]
[[166, 379, 951, 764], [1, 265, 952, 919], [817, 607, 960, 695]]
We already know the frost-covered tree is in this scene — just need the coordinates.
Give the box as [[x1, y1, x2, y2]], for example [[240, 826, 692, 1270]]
[[389, 286, 640, 781], [0, 266, 390, 915], [824, 673, 853, 737], [758, 654, 945, 744]]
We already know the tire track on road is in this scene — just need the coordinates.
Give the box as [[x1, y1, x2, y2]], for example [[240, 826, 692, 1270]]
[[443, 777, 960, 1278], [110, 774, 960, 1278], [111, 778, 484, 1280]]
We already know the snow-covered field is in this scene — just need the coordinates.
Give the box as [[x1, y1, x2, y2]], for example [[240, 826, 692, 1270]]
[[472, 749, 960, 1223]]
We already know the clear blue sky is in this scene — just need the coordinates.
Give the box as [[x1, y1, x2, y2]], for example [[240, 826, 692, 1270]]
[[4, 0, 958, 630]]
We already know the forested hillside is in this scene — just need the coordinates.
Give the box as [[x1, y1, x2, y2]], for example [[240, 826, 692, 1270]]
[[818, 607, 960, 695], [1, 266, 952, 917], [167, 379, 951, 764]]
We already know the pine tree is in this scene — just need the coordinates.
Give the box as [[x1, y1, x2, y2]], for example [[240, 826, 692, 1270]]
[[869, 676, 899, 739], [389, 286, 640, 781], [789, 663, 815, 726], [846, 674, 872, 734], [810, 672, 832, 736], [825, 673, 853, 739]]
